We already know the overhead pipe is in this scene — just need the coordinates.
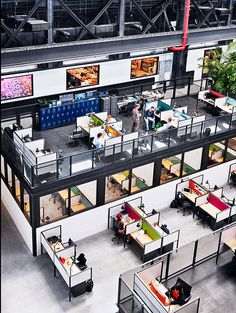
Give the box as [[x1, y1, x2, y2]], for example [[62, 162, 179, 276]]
[[169, 0, 190, 51]]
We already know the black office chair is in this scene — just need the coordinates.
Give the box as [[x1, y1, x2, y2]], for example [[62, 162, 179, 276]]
[[203, 127, 211, 138], [195, 207, 210, 228], [229, 173, 236, 189], [170, 278, 192, 306], [176, 193, 193, 216], [112, 222, 123, 244], [68, 127, 83, 146]]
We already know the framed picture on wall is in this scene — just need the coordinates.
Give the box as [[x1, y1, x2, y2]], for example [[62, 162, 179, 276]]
[[131, 57, 159, 79], [1, 74, 33, 100], [66, 65, 100, 89]]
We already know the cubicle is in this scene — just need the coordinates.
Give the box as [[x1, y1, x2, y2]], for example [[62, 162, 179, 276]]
[[195, 192, 231, 230], [228, 162, 236, 183], [133, 263, 200, 313], [41, 225, 92, 301], [118, 222, 236, 313], [176, 174, 209, 205], [125, 216, 180, 262]]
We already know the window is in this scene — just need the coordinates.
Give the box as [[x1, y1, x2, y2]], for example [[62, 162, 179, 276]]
[[70, 181, 96, 214], [208, 142, 225, 167], [182, 148, 203, 177], [131, 163, 154, 193], [1, 155, 5, 178], [226, 137, 236, 161], [23, 190, 30, 222], [105, 170, 130, 203], [160, 154, 182, 184], [40, 189, 69, 225], [15, 177, 21, 207], [7, 164, 13, 189]]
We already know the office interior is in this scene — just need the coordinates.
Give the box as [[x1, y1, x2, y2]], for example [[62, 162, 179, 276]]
[[1, 3, 236, 311]]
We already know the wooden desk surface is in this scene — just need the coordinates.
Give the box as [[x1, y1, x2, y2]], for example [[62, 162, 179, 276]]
[[200, 202, 219, 219], [71, 203, 86, 212], [112, 173, 127, 185], [162, 159, 173, 170], [180, 191, 197, 203], [131, 230, 152, 247], [58, 190, 75, 201], [133, 207, 147, 218], [225, 239, 236, 251], [131, 186, 140, 193], [215, 157, 224, 163]]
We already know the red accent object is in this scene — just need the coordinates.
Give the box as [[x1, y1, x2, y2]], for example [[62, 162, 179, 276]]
[[208, 194, 229, 211], [168, 0, 190, 51], [209, 90, 225, 98], [125, 203, 140, 221], [60, 257, 66, 264], [116, 213, 122, 219], [172, 289, 179, 300]]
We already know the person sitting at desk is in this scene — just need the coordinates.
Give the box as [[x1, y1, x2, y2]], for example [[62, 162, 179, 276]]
[[114, 217, 125, 235], [77, 253, 87, 269], [93, 132, 105, 149], [156, 117, 173, 132], [105, 115, 112, 125], [166, 282, 185, 305], [144, 106, 155, 131]]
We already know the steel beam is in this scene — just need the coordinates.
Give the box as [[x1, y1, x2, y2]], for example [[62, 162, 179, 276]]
[[119, 0, 126, 36], [2, 26, 236, 68]]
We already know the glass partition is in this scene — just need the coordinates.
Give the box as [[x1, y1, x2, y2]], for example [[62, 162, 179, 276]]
[[160, 154, 182, 184], [15, 177, 21, 208], [7, 164, 13, 189], [105, 170, 130, 203], [195, 232, 220, 262], [182, 148, 203, 177], [70, 180, 96, 214], [23, 189, 30, 222], [40, 189, 69, 225], [1, 155, 5, 178], [208, 142, 225, 167], [131, 163, 154, 194], [226, 137, 236, 161]]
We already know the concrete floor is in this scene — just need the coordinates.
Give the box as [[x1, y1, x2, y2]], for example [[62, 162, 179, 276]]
[[1, 184, 235, 313]]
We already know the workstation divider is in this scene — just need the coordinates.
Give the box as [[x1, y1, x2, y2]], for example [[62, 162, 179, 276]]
[[40, 225, 92, 301]]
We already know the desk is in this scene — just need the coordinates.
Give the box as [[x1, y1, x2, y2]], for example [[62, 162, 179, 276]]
[[131, 230, 152, 248], [214, 157, 224, 163], [162, 159, 173, 170], [200, 202, 219, 219], [131, 186, 140, 193], [71, 203, 86, 212], [112, 173, 127, 185], [133, 207, 147, 218], [180, 191, 198, 203], [120, 214, 135, 226], [58, 190, 75, 201], [50, 241, 64, 252], [225, 239, 236, 252]]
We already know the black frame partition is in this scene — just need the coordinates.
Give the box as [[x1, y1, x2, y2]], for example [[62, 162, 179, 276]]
[[41, 225, 93, 302], [117, 222, 236, 313], [1, 110, 236, 187]]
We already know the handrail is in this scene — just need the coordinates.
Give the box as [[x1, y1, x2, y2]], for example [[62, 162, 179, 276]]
[[1, 110, 235, 187]]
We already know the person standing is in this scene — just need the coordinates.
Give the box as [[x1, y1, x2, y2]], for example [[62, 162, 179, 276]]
[[131, 103, 141, 132]]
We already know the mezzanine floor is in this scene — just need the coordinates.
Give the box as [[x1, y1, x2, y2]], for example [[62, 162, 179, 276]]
[[1, 184, 235, 313]]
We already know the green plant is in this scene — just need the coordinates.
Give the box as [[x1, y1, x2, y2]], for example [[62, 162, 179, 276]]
[[200, 42, 236, 95]]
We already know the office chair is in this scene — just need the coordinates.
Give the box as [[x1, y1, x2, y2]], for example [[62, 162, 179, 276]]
[[203, 127, 211, 138], [229, 173, 236, 189], [196, 208, 210, 228], [108, 177, 117, 193], [112, 222, 123, 244], [177, 198, 193, 216], [68, 127, 83, 146], [170, 278, 192, 305]]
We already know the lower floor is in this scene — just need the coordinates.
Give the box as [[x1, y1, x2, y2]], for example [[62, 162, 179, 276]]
[[1, 181, 236, 313]]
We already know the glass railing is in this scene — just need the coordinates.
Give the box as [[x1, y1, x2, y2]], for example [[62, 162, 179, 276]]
[[1, 111, 236, 187]]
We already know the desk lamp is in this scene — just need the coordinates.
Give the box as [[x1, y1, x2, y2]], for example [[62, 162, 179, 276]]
[[139, 204, 146, 215]]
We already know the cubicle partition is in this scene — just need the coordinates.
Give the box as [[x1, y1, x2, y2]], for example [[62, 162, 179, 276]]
[[41, 225, 92, 301], [228, 162, 236, 183], [133, 264, 200, 313], [125, 216, 180, 262], [13, 127, 33, 151], [118, 222, 236, 313], [107, 196, 143, 229]]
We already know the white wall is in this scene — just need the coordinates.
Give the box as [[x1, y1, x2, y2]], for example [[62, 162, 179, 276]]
[[2, 53, 173, 104], [1, 179, 33, 254], [35, 159, 235, 255], [132, 163, 154, 186], [184, 147, 203, 170], [78, 180, 97, 205], [187, 45, 228, 81]]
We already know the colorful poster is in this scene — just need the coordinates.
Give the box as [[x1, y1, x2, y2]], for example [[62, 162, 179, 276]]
[[67, 65, 99, 89], [1, 75, 33, 100]]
